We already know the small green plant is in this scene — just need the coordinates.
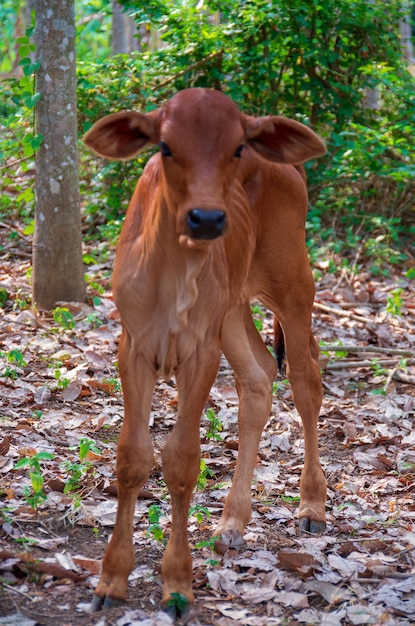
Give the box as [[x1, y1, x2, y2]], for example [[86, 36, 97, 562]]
[[147, 504, 166, 543], [194, 535, 220, 567], [14, 451, 54, 509], [12, 291, 30, 311], [280, 494, 301, 504], [14, 536, 39, 546], [189, 504, 211, 524], [205, 408, 222, 441], [0, 506, 14, 525], [54, 368, 70, 389], [196, 459, 214, 491], [273, 380, 287, 394], [386, 288, 404, 317], [102, 378, 121, 394], [7, 349, 27, 367], [251, 303, 265, 332], [78, 437, 101, 460], [166, 592, 189, 616], [370, 359, 388, 378], [61, 459, 90, 493], [0, 288, 8, 306], [52, 306, 75, 330], [61, 438, 101, 493], [86, 311, 103, 328], [2, 367, 20, 380]]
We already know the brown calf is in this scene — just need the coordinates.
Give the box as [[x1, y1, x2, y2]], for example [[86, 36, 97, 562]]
[[84, 88, 327, 615]]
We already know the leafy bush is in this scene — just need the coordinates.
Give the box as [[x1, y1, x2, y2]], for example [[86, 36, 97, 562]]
[[1, 0, 414, 275]]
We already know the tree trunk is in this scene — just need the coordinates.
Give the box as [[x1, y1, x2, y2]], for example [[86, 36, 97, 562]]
[[33, 0, 86, 310], [112, 0, 127, 54], [400, 2, 414, 63], [126, 14, 140, 52]]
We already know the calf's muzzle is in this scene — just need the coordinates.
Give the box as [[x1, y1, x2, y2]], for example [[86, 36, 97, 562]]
[[186, 208, 226, 240]]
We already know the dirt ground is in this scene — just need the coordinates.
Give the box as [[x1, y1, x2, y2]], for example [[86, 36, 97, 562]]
[[0, 235, 414, 625]]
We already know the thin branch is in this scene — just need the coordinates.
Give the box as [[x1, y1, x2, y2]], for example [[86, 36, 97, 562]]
[[325, 358, 415, 370], [0, 154, 35, 172], [392, 371, 415, 385], [384, 365, 400, 393], [321, 345, 414, 357], [314, 301, 373, 323]]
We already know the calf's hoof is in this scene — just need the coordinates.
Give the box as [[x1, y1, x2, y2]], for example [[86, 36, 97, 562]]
[[89, 594, 124, 612], [214, 529, 247, 555], [299, 517, 326, 534]]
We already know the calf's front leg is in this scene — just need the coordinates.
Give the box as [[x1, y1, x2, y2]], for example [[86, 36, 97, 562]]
[[91, 331, 156, 611], [160, 344, 220, 616]]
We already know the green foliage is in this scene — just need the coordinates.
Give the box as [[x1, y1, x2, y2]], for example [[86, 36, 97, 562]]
[[386, 288, 404, 317], [61, 438, 101, 493], [0, 1, 414, 276], [0, 289, 8, 305], [251, 304, 265, 332], [147, 504, 166, 543], [0, 22, 41, 225], [7, 349, 27, 367], [204, 408, 223, 441], [197, 458, 214, 491], [166, 592, 189, 615], [1, 348, 27, 379], [78, 437, 101, 460], [52, 307, 76, 331], [77, 0, 414, 274], [14, 451, 54, 509], [189, 503, 211, 524]]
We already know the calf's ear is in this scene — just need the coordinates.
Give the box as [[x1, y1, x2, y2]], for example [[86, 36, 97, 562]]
[[83, 110, 159, 160], [243, 114, 326, 164]]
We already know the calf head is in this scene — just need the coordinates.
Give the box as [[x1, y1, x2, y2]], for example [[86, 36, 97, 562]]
[[84, 88, 325, 248]]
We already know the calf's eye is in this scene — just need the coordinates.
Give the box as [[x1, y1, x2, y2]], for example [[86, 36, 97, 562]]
[[158, 141, 173, 157]]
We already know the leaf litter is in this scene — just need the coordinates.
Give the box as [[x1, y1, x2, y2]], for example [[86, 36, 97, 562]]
[[0, 226, 414, 625]]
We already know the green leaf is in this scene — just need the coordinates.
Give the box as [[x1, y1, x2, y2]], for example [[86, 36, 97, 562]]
[[167, 593, 189, 614], [23, 64, 35, 76], [29, 472, 44, 493], [18, 45, 30, 58], [17, 188, 34, 203], [14, 458, 31, 469], [31, 135, 43, 151], [34, 452, 54, 461]]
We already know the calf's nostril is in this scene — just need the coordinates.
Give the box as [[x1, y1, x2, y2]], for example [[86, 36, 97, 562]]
[[187, 209, 226, 240], [188, 210, 202, 228]]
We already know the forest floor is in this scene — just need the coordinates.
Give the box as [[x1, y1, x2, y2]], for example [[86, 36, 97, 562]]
[[0, 221, 414, 626]]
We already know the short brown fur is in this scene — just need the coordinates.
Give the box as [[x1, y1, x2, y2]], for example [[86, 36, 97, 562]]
[[84, 88, 327, 612]]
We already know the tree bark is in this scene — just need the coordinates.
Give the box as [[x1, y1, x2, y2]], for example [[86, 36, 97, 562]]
[[33, 0, 86, 310], [112, 0, 128, 54], [400, 2, 414, 63]]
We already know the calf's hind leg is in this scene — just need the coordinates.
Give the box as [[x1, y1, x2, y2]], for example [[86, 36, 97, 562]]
[[276, 297, 326, 533], [214, 303, 277, 550]]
